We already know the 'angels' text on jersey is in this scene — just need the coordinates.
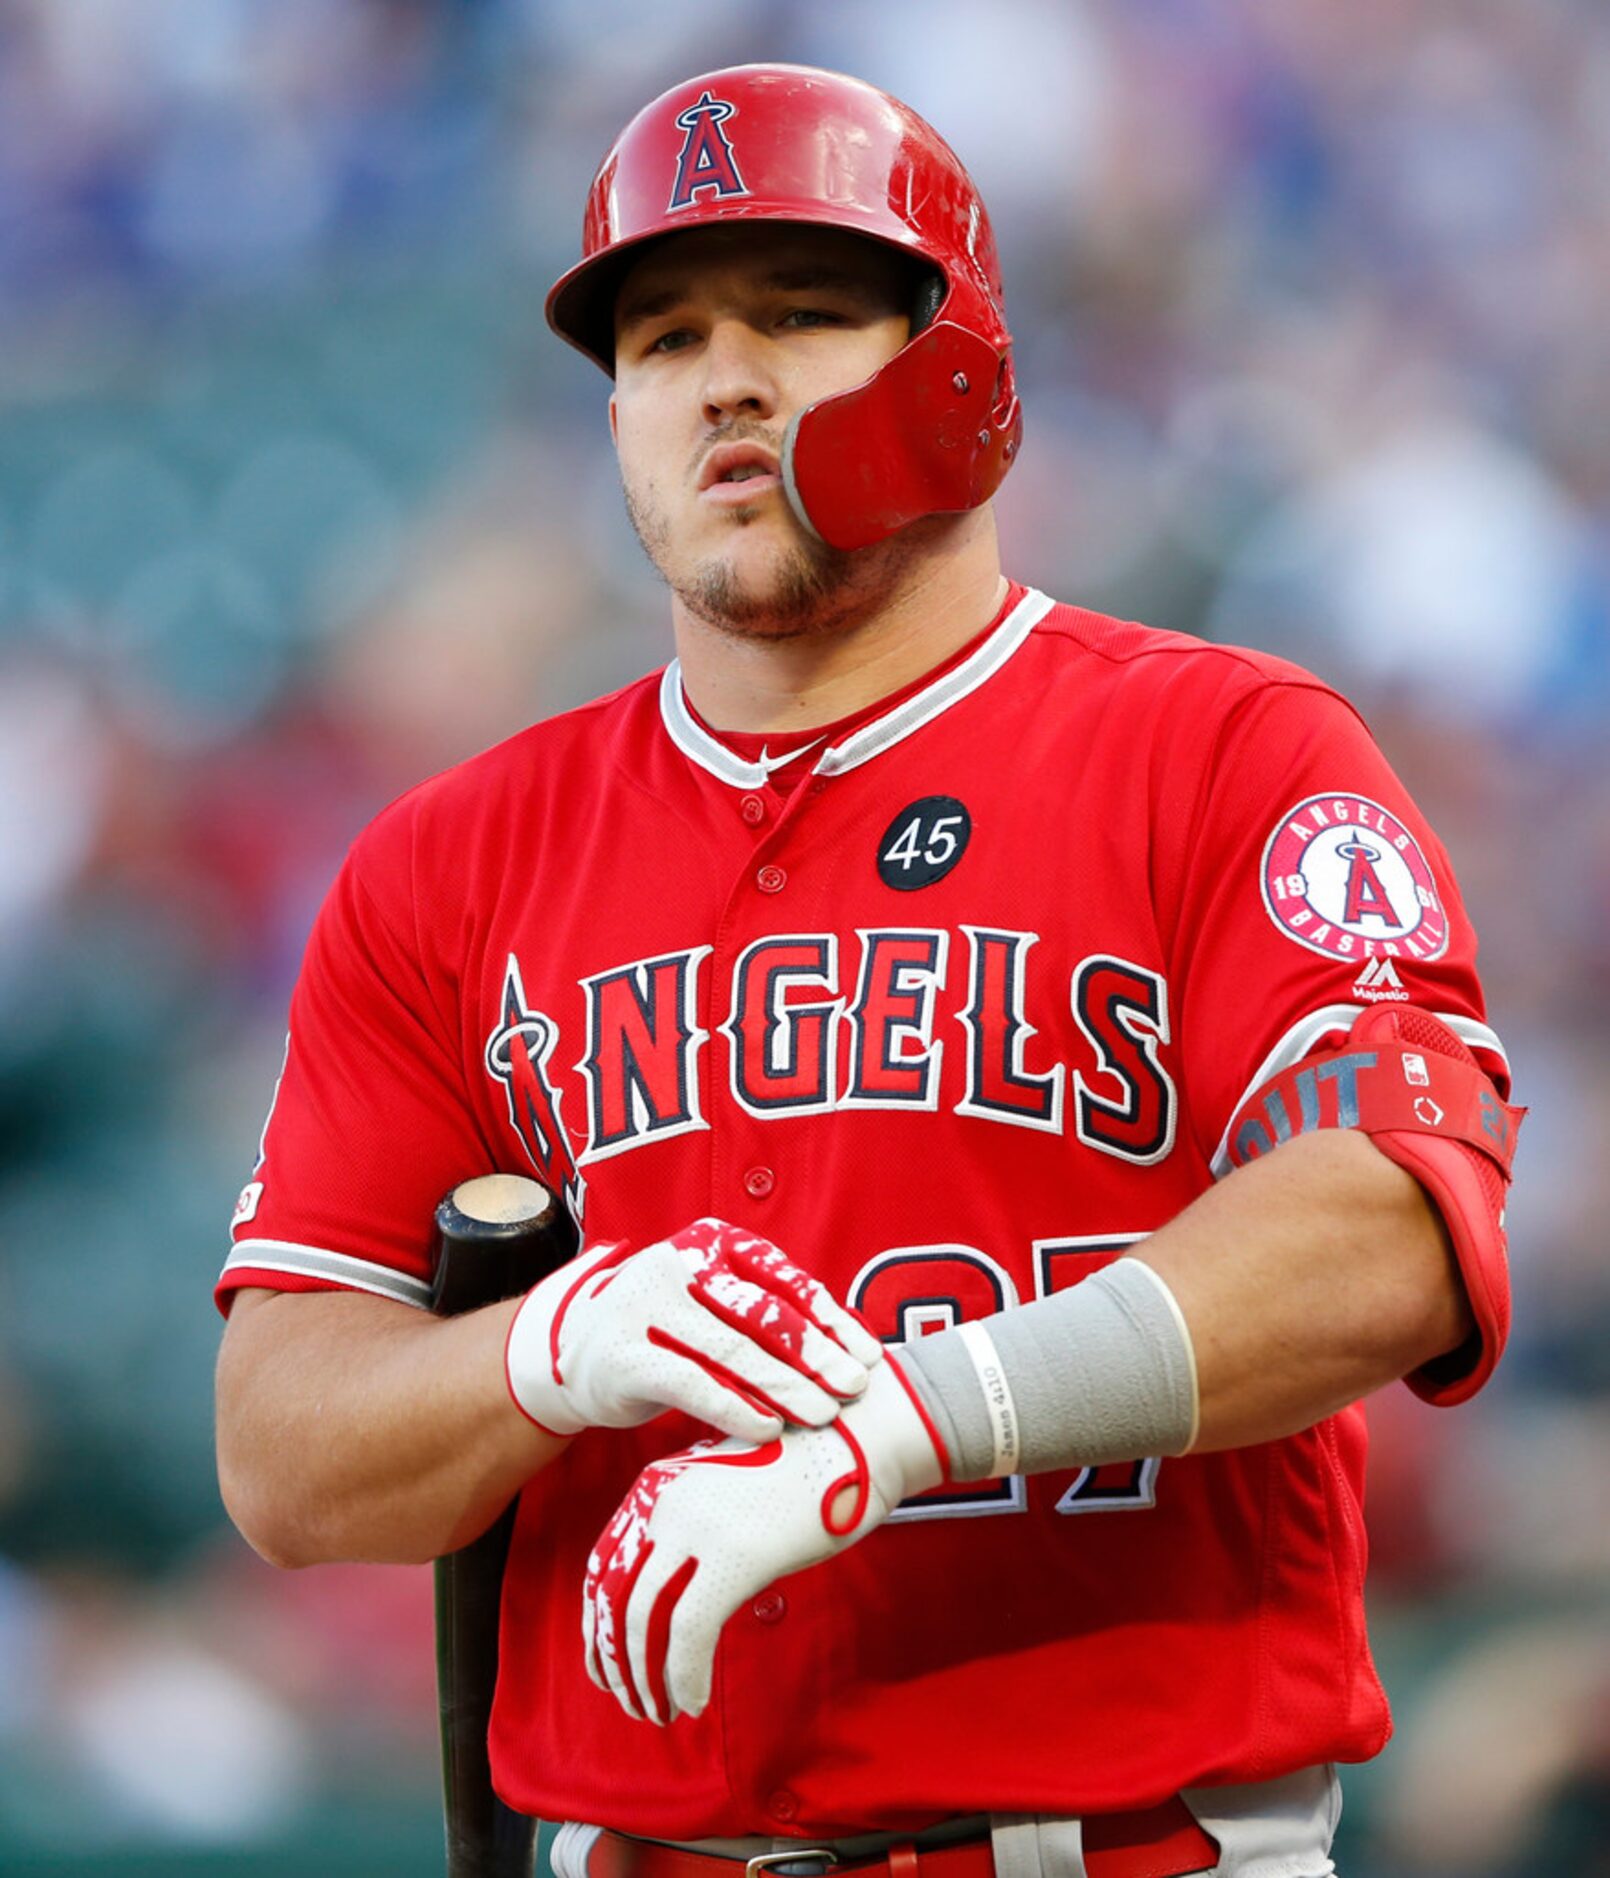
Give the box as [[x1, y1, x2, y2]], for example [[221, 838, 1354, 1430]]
[[485, 930, 1175, 1215]]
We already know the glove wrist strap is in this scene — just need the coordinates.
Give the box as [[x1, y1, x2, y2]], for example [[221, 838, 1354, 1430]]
[[504, 1266, 591, 1436]]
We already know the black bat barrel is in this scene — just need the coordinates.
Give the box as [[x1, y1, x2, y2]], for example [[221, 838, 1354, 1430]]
[[432, 1174, 578, 1878]]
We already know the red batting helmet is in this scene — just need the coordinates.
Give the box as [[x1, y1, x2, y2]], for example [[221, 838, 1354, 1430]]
[[545, 63, 1022, 552]]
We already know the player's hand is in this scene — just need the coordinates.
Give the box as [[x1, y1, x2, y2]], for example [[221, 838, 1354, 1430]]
[[582, 1354, 947, 1724], [504, 1218, 882, 1443]]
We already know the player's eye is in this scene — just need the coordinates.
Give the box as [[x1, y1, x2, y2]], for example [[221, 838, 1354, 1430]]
[[779, 307, 844, 330], [644, 326, 698, 356]]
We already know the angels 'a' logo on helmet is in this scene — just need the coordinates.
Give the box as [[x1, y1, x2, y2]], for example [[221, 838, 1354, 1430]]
[[668, 91, 748, 211], [1261, 792, 1450, 962]]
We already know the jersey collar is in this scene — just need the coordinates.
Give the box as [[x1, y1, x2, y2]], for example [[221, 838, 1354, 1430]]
[[659, 586, 1054, 790]]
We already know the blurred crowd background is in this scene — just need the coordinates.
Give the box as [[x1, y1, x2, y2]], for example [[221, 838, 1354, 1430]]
[[0, 1, 1605, 1873]]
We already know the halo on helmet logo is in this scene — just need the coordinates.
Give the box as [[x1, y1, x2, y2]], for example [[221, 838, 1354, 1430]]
[[669, 91, 749, 212]]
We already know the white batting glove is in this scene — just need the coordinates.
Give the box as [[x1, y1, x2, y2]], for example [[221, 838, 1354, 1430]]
[[504, 1218, 883, 1444], [581, 1353, 948, 1724]]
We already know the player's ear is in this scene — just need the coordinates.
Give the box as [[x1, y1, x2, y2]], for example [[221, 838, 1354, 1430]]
[[608, 392, 620, 449]]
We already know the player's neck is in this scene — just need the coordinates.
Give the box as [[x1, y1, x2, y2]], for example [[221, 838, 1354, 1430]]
[[671, 529, 1008, 736]]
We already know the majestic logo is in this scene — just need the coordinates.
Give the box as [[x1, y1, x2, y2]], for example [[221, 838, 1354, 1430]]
[[1261, 793, 1449, 963], [668, 91, 748, 211], [1352, 955, 1410, 1003]]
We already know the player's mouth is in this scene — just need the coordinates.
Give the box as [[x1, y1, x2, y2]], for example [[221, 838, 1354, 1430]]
[[698, 441, 782, 507]]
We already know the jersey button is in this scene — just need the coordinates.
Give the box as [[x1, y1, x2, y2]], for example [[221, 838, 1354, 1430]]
[[768, 1790, 798, 1823], [752, 1591, 787, 1624], [744, 1166, 775, 1200], [740, 792, 766, 825], [757, 863, 787, 893]]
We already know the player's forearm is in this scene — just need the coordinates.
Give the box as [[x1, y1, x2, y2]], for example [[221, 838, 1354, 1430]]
[[902, 1128, 1472, 1482], [1135, 1128, 1472, 1451], [215, 1288, 565, 1568]]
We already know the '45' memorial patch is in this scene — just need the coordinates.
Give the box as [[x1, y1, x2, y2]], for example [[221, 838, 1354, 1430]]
[[1260, 793, 1449, 962]]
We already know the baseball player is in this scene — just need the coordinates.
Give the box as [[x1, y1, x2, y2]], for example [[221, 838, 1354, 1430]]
[[214, 65, 1521, 1878]]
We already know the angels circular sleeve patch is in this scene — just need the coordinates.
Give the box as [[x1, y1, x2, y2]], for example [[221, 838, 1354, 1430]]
[[1260, 793, 1449, 961]]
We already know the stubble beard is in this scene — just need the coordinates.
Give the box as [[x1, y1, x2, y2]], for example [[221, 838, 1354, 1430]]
[[623, 477, 911, 643]]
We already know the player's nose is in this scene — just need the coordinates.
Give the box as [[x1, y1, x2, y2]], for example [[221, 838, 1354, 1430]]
[[699, 318, 779, 427]]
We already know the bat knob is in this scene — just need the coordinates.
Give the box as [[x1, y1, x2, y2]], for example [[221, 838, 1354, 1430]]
[[431, 1175, 576, 1317], [441, 1174, 558, 1238]]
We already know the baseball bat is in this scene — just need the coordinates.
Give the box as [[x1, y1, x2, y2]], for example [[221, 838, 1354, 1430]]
[[431, 1173, 578, 1878]]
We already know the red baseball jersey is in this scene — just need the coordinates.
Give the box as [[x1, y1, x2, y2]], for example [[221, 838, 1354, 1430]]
[[219, 583, 1511, 1837]]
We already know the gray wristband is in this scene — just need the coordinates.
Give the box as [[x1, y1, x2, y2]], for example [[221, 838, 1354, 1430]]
[[900, 1258, 1200, 1482]]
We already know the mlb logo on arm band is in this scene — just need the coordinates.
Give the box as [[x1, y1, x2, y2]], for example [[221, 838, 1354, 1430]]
[[1260, 793, 1449, 962]]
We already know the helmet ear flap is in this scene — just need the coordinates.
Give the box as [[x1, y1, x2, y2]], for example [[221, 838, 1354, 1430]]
[[786, 321, 1022, 550]]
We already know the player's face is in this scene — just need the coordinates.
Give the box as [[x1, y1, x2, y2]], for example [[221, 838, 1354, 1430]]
[[609, 224, 915, 639]]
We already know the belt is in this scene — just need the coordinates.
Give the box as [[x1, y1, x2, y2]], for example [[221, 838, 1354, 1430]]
[[589, 1800, 1218, 1878]]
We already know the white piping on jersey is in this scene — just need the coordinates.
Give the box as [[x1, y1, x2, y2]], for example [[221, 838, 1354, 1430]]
[[659, 665, 770, 789], [222, 1238, 433, 1310], [658, 587, 1056, 788], [816, 588, 1055, 774], [1209, 1004, 1511, 1178], [1441, 1012, 1507, 1066]]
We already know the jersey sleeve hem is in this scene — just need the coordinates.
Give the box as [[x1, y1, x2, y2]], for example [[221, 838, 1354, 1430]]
[[216, 1238, 433, 1312]]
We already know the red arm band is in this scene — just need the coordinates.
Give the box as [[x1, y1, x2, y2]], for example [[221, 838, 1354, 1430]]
[[1226, 1006, 1524, 1404]]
